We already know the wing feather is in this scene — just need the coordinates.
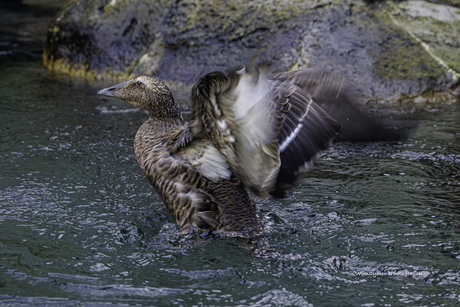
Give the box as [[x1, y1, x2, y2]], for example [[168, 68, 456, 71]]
[[274, 68, 404, 141], [190, 68, 280, 197], [188, 67, 345, 196], [175, 139, 231, 182]]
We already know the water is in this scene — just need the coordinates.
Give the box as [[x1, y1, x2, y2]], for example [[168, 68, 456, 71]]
[[1, 2, 459, 306]]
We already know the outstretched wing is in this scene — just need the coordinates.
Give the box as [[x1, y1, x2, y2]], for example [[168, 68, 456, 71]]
[[275, 68, 405, 142], [189, 67, 280, 197], [188, 67, 343, 197], [268, 72, 343, 193]]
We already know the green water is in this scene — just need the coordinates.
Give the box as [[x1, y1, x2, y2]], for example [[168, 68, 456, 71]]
[[1, 1, 459, 306]]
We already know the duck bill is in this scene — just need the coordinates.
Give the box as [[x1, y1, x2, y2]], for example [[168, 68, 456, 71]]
[[97, 80, 130, 97]]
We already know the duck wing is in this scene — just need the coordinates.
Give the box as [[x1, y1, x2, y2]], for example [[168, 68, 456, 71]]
[[188, 68, 280, 197], [186, 67, 343, 197], [269, 71, 344, 193], [275, 68, 405, 142]]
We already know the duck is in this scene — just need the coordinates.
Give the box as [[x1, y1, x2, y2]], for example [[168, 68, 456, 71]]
[[97, 66, 397, 237]]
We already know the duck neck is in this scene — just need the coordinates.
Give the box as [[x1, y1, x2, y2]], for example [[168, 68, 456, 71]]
[[146, 93, 184, 125], [149, 117, 185, 130], [147, 106, 185, 129], [147, 109, 184, 125]]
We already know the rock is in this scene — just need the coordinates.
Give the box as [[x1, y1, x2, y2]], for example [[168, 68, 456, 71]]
[[43, 0, 459, 103], [43, 0, 172, 79]]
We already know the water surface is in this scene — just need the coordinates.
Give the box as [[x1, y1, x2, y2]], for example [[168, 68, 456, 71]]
[[1, 2, 459, 306]]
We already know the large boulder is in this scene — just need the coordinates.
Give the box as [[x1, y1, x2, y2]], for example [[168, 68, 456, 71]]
[[43, 0, 459, 103]]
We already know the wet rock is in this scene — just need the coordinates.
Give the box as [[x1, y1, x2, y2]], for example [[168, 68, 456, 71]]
[[43, 0, 459, 103]]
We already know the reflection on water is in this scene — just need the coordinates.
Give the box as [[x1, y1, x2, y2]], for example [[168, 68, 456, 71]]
[[1, 1, 460, 306]]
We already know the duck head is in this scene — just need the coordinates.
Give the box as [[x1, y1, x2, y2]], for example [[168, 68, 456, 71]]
[[97, 75, 183, 121]]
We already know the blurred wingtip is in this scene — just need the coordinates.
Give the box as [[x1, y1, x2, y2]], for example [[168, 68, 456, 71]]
[[336, 116, 420, 143]]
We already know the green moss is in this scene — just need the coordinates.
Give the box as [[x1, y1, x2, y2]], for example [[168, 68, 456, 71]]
[[370, 10, 445, 81], [380, 0, 460, 83], [372, 42, 443, 81]]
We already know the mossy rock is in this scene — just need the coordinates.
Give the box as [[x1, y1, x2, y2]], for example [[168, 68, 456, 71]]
[[43, 0, 459, 103], [43, 0, 173, 79]]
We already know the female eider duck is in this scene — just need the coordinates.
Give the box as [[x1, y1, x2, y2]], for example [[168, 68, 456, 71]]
[[98, 67, 383, 237]]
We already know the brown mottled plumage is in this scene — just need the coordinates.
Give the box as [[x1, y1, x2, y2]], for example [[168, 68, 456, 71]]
[[97, 67, 394, 237]]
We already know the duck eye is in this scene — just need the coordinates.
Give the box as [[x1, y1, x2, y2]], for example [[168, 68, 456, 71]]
[[136, 80, 143, 86]]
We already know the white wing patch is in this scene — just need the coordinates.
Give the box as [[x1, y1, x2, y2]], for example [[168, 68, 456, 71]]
[[280, 123, 303, 153], [176, 140, 231, 182], [279, 94, 311, 153], [194, 146, 231, 181]]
